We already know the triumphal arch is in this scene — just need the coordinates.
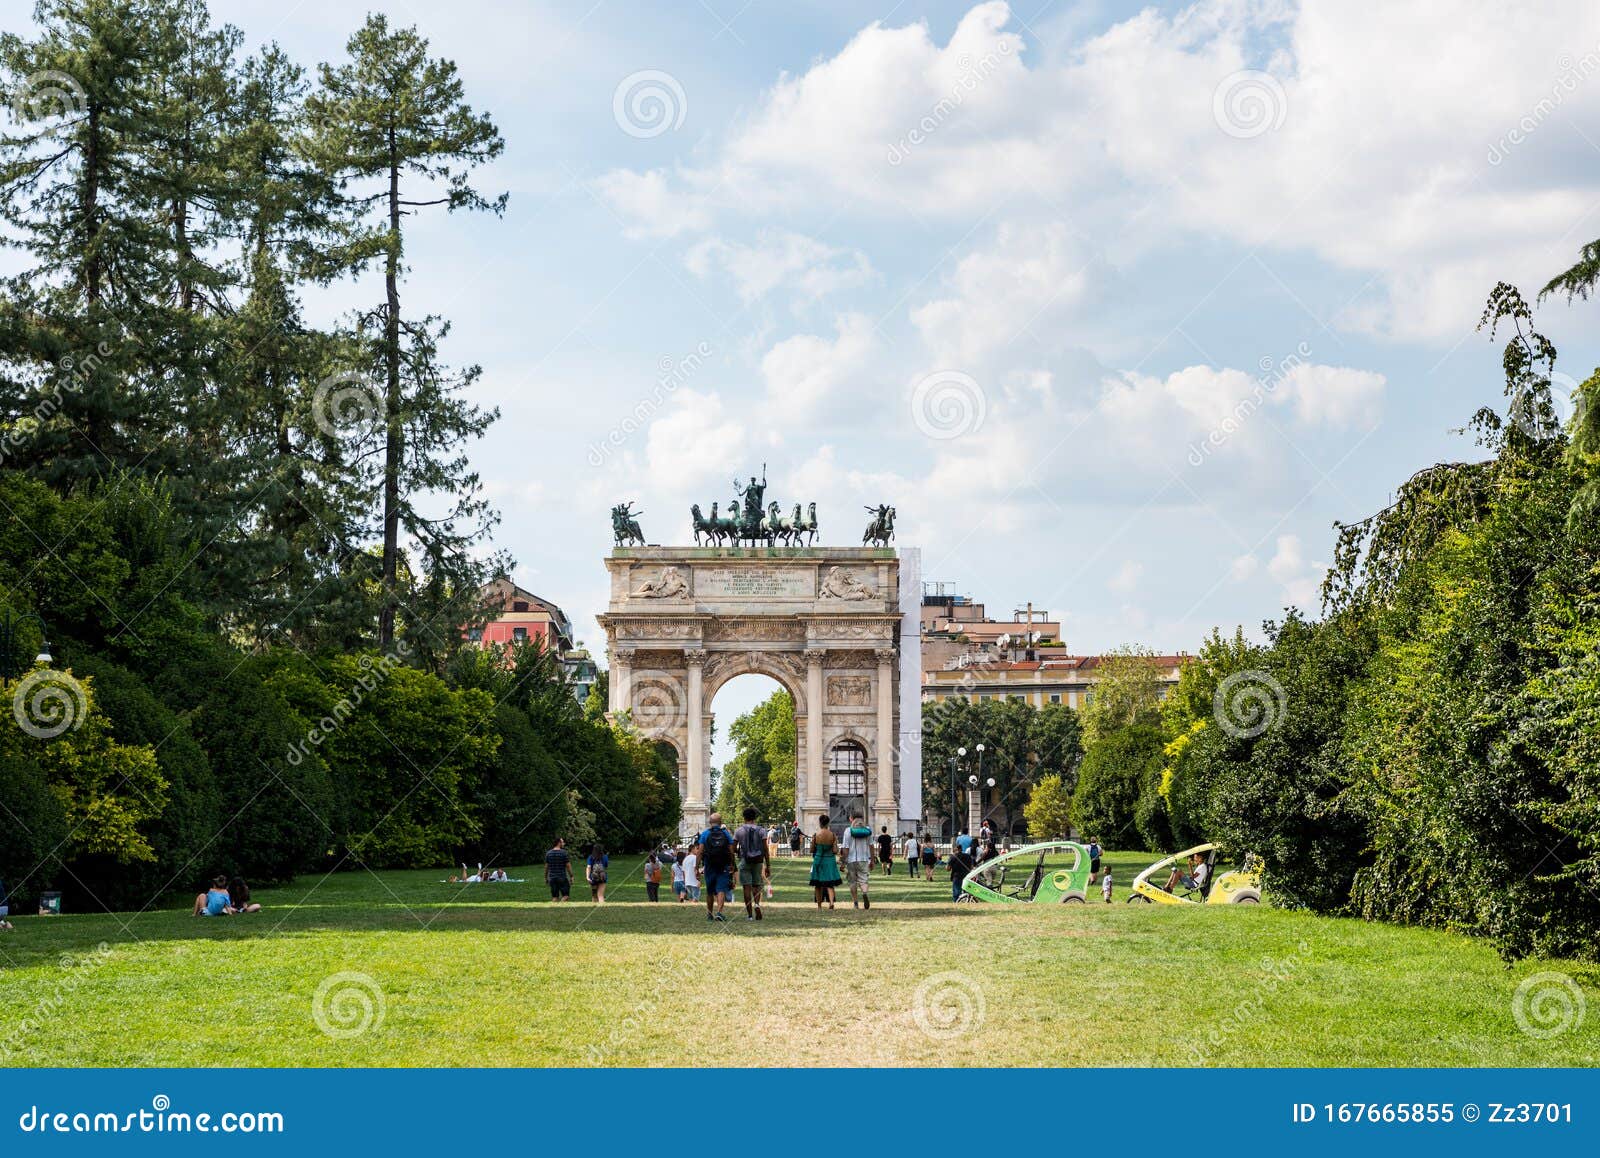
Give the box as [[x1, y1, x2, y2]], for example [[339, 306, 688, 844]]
[[598, 544, 917, 839]]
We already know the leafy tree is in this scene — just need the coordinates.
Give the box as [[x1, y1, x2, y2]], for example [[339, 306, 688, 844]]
[[1080, 645, 1164, 743], [1022, 773, 1073, 841], [304, 14, 506, 648], [9, 669, 166, 865], [1070, 723, 1163, 848]]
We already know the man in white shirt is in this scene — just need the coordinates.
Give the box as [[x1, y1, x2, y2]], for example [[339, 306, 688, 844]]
[[839, 812, 876, 910]]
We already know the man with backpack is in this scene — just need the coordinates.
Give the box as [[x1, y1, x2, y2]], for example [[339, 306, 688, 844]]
[[733, 805, 770, 921], [698, 811, 737, 922]]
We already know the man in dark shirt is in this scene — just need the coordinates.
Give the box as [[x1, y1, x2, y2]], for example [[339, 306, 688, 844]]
[[948, 843, 976, 903], [544, 837, 572, 901], [876, 825, 894, 876]]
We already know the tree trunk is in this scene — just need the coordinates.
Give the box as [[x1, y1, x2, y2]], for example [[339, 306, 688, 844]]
[[378, 126, 403, 648]]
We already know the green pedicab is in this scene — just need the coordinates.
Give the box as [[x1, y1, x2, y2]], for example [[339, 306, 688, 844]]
[[960, 840, 1093, 904]]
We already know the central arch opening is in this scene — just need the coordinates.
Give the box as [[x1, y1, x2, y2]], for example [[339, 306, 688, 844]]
[[709, 673, 796, 828]]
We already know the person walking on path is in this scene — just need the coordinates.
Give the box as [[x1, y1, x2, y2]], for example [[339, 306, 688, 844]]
[[734, 805, 770, 921], [789, 824, 804, 858], [644, 852, 663, 902], [841, 812, 876, 910], [699, 812, 736, 922], [544, 837, 572, 902], [876, 825, 894, 877], [672, 848, 688, 902], [683, 845, 702, 902], [809, 815, 841, 908], [586, 842, 610, 903], [903, 832, 921, 878], [921, 835, 938, 881]]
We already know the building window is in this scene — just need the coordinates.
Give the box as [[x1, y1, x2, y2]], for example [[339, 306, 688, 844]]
[[467, 628, 483, 642], [1084, 690, 1094, 705], [1049, 693, 1061, 704], [513, 627, 528, 642], [512, 601, 529, 612]]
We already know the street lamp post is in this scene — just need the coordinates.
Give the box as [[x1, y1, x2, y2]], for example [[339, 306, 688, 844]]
[[0, 610, 52, 680]]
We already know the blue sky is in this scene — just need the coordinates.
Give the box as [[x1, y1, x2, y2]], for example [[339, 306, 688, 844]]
[[20, 0, 1600, 758]]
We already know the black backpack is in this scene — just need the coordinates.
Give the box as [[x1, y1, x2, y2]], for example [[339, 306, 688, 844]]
[[703, 825, 733, 869]]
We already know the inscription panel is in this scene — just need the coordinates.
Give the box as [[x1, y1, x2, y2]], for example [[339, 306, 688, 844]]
[[695, 565, 814, 599]]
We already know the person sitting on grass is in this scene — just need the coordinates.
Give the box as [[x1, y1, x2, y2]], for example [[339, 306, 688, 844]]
[[228, 876, 262, 914], [193, 875, 235, 917]]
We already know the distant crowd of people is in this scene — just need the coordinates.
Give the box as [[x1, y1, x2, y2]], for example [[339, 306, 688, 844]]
[[533, 810, 1104, 912]]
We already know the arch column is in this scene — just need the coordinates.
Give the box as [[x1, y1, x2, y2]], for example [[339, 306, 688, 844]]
[[608, 647, 633, 715], [802, 648, 827, 820], [873, 647, 898, 827], [683, 648, 708, 833]]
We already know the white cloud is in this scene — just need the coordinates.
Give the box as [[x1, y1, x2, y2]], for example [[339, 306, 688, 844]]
[[1267, 533, 1327, 608], [599, 0, 1600, 340], [1108, 560, 1144, 593], [644, 389, 749, 491], [1229, 553, 1259, 582], [911, 222, 1094, 368], [686, 230, 874, 303], [760, 313, 878, 423], [1280, 362, 1387, 428], [593, 168, 712, 239]]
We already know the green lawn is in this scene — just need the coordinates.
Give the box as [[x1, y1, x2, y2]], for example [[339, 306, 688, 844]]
[[1, 851, 1595, 1067]]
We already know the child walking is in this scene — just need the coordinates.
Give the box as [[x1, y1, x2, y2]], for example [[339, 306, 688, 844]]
[[1101, 866, 1114, 904]]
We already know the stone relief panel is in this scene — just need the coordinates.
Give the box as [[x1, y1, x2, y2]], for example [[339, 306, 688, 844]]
[[628, 565, 691, 600], [616, 620, 702, 641], [703, 618, 806, 643], [808, 620, 894, 643], [826, 675, 872, 707], [818, 565, 877, 601]]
